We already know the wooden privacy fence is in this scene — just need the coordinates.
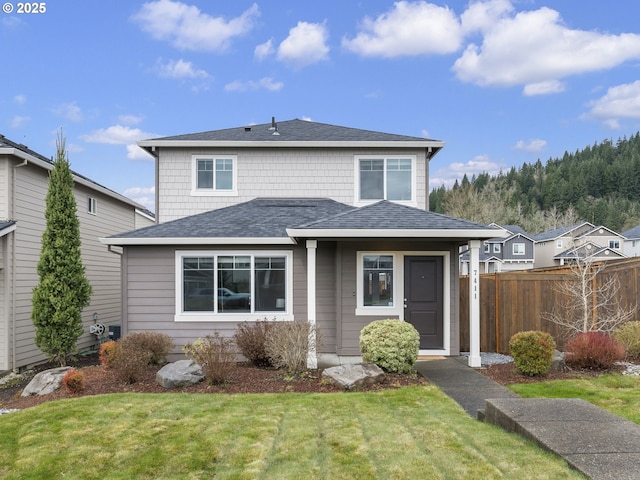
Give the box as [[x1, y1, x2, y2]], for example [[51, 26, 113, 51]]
[[459, 257, 640, 354]]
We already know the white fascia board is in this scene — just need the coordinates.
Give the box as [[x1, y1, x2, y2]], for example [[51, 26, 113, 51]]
[[1, 147, 143, 209], [286, 228, 504, 240], [99, 236, 295, 246], [138, 140, 446, 150], [0, 223, 17, 238]]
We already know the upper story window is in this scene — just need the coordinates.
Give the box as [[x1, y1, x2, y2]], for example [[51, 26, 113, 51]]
[[192, 156, 237, 196], [513, 243, 525, 255], [493, 244, 501, 253], [356, 156, 414, 203], [484, 243, 490, 253], [556, 240, 563, 248], [88, 196, 97, 215], [609, 240, 620, 249]]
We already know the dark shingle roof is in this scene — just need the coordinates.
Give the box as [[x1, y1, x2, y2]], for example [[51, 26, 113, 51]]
[[145, 119, 440, 143], [621, 225, 640, 240], [531, 223, 586, 242], [111, 198, 354, 239], [0, 220, 16, 231], [296, 200, 496, 231]]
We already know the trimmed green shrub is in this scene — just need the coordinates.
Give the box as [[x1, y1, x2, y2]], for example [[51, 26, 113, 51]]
[[234, 320, 274, 367], [509, 331, 556, 376], [265, 320, 318, 375], [183, 334, 237, 385], [359, 319, 419, 374], [613, 321, 640, 360], [565, 331, 625, 370], [62, 369, 85, 394]]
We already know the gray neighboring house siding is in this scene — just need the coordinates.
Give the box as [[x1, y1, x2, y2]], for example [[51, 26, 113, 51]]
[[0, 135, 146, 370]]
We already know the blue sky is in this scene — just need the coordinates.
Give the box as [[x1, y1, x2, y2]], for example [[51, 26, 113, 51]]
[[3, 0, 640, 212]]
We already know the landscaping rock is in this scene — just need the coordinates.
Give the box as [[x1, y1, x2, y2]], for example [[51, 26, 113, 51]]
[[21, 366, 71, 397], [156, 360, 204, 388], [551, 350, 565, 371], [322, 363, 385, 390]]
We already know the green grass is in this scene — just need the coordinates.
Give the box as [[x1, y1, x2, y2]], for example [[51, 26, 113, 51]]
[[0, 386, 583, 479], [510, 373, 640, 424]]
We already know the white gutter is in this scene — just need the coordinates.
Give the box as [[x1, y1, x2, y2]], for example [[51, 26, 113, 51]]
[[99, 236, 295, 246], [286, 228, 505, 239], [138, 139, 446, 150]]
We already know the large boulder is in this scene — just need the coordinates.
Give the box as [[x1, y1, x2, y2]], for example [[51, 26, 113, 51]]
[[156, 360, 204, 388], [21, 366, 72, 397], [322, 363, 385, 390]]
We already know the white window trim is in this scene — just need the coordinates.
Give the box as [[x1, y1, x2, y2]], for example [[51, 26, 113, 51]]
[[356, 252, 400, 316], [174, 250, 294, 322], [609, 240, 620, 249], [88, 196, 97, 215], [513, 243, 525, 255], [190, 155, 239, 197], [556, 240, 563, 248], [353, 155, 417, 207], [493, 244, 501, 253]]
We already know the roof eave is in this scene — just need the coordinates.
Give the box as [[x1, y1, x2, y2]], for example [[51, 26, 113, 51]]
[[138, 140, 446, 150], [286, 228, 503, 239], [99, 236, 295, 246]]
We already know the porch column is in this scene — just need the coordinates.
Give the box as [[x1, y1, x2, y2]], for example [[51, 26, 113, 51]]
[[306, 240, 318, 368], [468, 240, 482, 368]]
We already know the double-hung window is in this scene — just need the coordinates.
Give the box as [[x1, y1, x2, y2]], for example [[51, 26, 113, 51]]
[[357, 156, 414, 203], [192, 155, 237, 196], [513, 243, 525, 255], [177, 251, 292, 321]]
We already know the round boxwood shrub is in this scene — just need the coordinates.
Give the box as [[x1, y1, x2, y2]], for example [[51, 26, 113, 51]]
[[359, 319, 419, 374], [509, 330, 556, 376]]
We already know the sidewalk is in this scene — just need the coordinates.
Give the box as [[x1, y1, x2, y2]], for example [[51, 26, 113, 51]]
[[415, 357, 640, 480]]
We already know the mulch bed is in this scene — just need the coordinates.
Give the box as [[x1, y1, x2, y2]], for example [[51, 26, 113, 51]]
[[0, 354, 427, 411]]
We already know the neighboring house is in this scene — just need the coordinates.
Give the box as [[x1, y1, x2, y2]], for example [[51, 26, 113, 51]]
[[0, 135, 147, 371], [101, 119, 502, 368], [460, 224, 535, 274], [622, 225, 640, 257], [531, 222, 625, 268]]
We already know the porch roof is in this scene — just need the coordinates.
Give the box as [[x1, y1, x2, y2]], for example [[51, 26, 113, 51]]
[[100, 198, 502, 246]]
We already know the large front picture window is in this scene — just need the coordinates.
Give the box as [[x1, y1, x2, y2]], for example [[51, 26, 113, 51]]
[[179, 251, 291, 319], [358, 157, 414, 202]]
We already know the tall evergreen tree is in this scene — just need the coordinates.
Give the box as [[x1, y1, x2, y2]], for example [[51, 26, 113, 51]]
[[32, 133, 92, 366]]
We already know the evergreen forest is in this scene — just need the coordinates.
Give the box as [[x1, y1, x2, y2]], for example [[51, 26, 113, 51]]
[[429, 132, 640, 234]]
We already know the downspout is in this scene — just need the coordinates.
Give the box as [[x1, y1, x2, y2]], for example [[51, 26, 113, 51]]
[[11, 158, 28, 370]]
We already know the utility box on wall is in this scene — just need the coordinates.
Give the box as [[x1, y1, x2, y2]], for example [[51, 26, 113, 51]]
[[108, 325, 121, 342]]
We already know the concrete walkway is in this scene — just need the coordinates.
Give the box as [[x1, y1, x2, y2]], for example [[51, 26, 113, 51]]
[[415, 357, 640, 480]]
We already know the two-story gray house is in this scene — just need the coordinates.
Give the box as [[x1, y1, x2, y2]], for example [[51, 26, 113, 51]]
[[1, 135, 150, 371], [460, 224, 535, 274], [101, 119, 501, 367]]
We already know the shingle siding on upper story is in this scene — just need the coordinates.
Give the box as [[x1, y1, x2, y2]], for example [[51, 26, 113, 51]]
[[157, 147, 428, 223]]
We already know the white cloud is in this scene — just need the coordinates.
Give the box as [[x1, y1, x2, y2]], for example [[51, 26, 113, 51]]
[[584, 80, 640, 128], [343, 1, 462, 57], [118, 114, 144, 126], [53, 101, 83, 122], [514, 139, 547, 153], [430, 154, 501, 189], [453, 6, 640, 94], [13, 94, 26, 105], [81, 125, 158, 145], [460, 0, 513, 35], [10, 116, 30, 128], [156, 58, 209, 79], [132, 1, 259, 52], [224, 77, 283, 92], [123, 186, 155, 211], [255, 39, 274, 60], [277, 21, 329, 68]]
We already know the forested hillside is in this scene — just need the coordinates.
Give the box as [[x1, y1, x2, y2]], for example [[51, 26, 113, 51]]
[[429, 132, 640, 234]]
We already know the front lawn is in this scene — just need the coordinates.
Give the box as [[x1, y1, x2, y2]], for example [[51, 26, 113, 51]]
[[0, 386, 583, 479], [509, 373, 640, 424]]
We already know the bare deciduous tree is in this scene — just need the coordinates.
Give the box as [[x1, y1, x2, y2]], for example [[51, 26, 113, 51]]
[[543, 256, 637, 337]]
